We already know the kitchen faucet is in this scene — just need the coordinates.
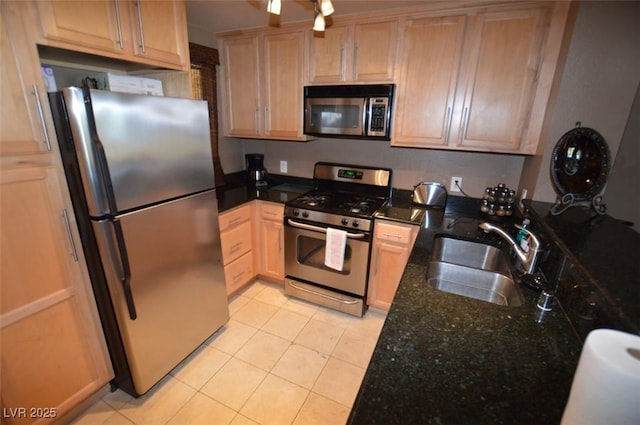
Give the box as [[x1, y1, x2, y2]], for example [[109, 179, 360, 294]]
[[478, 222, 542, 275]]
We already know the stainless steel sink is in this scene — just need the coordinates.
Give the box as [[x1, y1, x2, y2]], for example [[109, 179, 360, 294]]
[[426, 237, 523, 307], [430, 236, 512, 275]]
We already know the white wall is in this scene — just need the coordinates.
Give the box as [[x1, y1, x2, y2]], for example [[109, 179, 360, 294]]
[[523, 1, 640, 204], [605, 85, 640, 230]]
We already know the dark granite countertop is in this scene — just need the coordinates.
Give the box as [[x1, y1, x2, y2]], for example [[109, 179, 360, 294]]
[[216, 173, 314, 212], [525, 200, 640, 336], [350, 196, 640, 424], [349, 197, 585, 425]]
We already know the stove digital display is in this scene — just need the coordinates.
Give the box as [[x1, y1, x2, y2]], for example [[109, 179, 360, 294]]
[[338, 169, 363, 180]]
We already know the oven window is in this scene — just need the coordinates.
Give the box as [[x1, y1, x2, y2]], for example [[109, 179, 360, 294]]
[[310, 105, 361, 129], [297, 235, 351, 275]]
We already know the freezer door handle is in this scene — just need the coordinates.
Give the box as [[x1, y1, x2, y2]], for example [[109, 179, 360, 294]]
[[91, 109, 119, 215], [113, 219, 137, 320]]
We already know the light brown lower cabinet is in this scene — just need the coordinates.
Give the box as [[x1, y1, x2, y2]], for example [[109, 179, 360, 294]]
[[255, 201, 285, 282], [1, 163, 113, 424], [367, 220, 419, 311], [219, 203, 255, 296]]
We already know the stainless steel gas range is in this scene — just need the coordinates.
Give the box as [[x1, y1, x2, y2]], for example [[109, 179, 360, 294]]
[[284, 162, 392, 317]]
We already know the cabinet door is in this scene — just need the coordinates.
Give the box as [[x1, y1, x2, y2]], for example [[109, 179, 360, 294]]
[[368, 241, 410, 311], [262, 31, 305, 139], [1, 4, 53, 155], [308, 21, 396, 83], [260, 220, 285, 280], [34, 0, 125, 55], [257, 202, 284, 281], [453, 8, 545, 151], [352, 20, 397, 82], [367, 221, 417, 311], [222, 36, 260, 137], [308, 25, 349, 83], [128, 0, 188, 69], [1, 165, 113, 422], [392, 15, 466, 147]]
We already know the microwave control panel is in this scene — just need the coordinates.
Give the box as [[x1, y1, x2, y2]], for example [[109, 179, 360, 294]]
[[367, 97, 389, 136]]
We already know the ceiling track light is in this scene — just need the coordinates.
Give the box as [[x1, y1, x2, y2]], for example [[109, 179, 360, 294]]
[[313, 1, 325, 31], [266, 0, 334, 32], [319, 0, 334, 17], [267, 0, 281, 16]]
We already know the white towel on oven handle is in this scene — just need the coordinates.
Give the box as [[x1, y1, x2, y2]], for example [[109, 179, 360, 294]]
[[325, 227, 347, 271]]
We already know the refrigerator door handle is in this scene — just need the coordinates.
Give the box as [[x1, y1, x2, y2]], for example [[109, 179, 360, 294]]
[[94, 138, 119, 214], [113, 219, 137, 320], [83, 86, 120, 215]]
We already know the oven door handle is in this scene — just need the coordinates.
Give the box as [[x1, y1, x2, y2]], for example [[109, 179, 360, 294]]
[[286, 218, 366, 239]]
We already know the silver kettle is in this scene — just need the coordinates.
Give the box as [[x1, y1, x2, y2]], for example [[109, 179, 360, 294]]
[[412, 182, 447, 208]]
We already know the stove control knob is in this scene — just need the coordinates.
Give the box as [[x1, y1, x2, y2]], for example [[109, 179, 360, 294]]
[[341, 218, 349, 226], [302, 211, 309, 218], [352, 220, 360, 228], [293, 209, 300, 217]]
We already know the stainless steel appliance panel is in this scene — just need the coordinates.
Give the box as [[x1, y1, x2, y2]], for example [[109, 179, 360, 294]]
[[284, 221, 370, 296], [285, 278, 364, 317], [305, 98, 365, 136], [62, 87, 214, 216], [303, 85, 394, 140], [92, 189, 227, 395]]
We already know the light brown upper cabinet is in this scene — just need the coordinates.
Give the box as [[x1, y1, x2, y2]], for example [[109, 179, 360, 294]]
[[220, 36, 260, 138], [1, 6, 53, 156], [220, 30, 308, 141], [392, 15, 467, 148], [308, 20, 397, 83], [33, 0, 189, 70], [393, 3, 570, 154]]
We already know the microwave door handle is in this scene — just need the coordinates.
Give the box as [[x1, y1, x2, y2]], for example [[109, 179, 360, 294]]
[[362, 98, 368, 136]]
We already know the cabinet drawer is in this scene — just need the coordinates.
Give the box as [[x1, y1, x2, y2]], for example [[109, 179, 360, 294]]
[[224, 251, 254, 295], [219, 204, 252, 232], [260, 202, 284, 221], [220, 220, 252, 265], [374, 221, 415, 245]]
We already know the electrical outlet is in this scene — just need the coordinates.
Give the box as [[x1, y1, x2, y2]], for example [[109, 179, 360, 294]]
[[280, 160, 288, 173], [450, 176, 462, 193]]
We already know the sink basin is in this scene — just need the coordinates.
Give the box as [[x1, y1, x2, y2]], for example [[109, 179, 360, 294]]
[[426, 237, 523, 307], [430, 236, 512, 275]]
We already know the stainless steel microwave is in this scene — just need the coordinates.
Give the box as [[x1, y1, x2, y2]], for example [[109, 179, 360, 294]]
[[304, 84, 394, 140]]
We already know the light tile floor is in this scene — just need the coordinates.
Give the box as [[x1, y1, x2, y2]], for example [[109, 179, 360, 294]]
[[71, 280, 387, 425]]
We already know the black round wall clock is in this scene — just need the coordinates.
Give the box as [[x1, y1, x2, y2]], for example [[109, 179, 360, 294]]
[[550, 124, 610, 215]]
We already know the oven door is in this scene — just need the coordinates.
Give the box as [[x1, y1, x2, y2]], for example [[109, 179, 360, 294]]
[[284, 218, 370, 296], [304, 98, 366, 137]]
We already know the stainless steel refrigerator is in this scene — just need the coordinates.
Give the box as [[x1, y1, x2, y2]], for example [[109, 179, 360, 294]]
[[49, 87, 229, 396]]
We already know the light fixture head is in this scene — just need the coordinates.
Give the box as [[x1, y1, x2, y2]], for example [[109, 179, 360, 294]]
[[320, 0, 334, 16], [266, 0, 334, 31], [267, 0, 281, 15], [313, 11, 325, 31]]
